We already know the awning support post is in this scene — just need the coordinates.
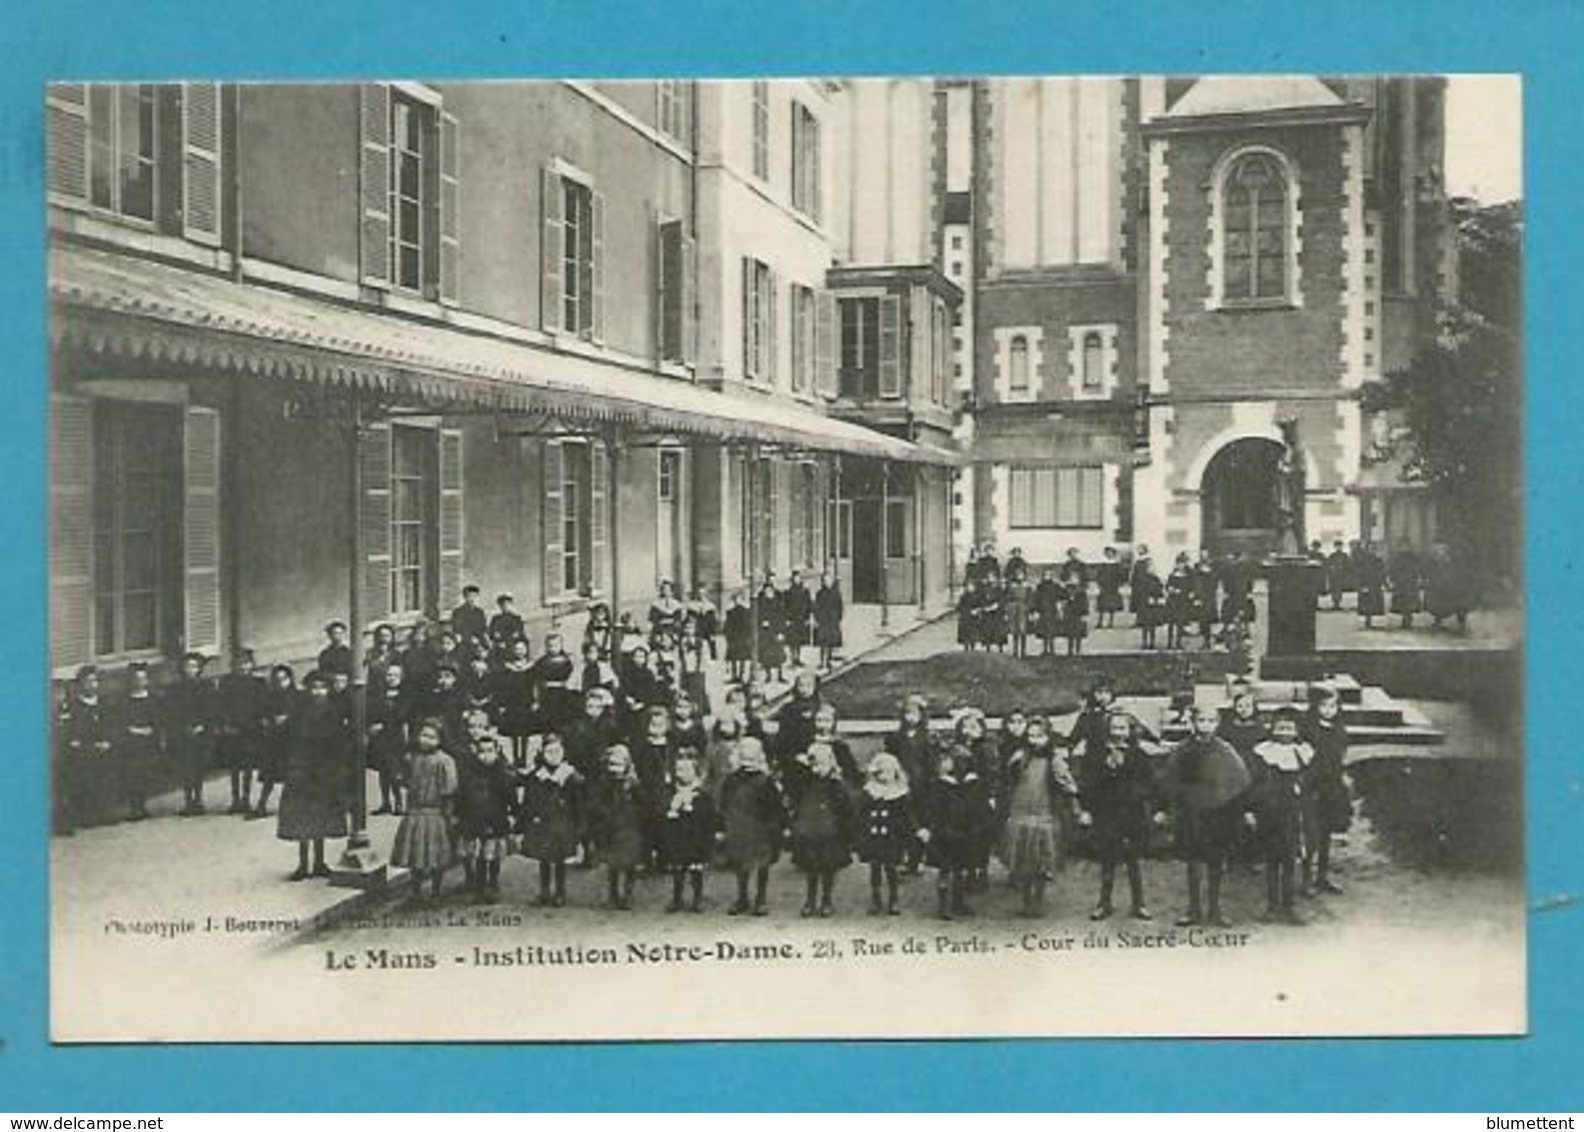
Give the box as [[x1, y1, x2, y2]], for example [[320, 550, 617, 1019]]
[[746, 443, 760, 680], [606, 428, 624, 622], [333, 389, 387, 888], [879, 460, 891, 633]]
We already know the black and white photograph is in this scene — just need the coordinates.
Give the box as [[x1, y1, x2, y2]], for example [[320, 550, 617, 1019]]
[[46, 74, 1524, 1041]]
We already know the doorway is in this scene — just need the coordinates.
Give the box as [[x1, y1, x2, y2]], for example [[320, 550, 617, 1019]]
[[1200, 437, 1284, 558], [851, 498, 883, 602]]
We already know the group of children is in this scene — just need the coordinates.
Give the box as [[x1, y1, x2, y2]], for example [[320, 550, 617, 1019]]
[[55, 569, 1354, 926], [1310, 538, 1477, 632], [957, 544, 1260, 656]]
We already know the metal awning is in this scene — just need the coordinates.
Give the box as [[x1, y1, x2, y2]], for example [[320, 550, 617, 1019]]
[[50, 244, 955, 466]]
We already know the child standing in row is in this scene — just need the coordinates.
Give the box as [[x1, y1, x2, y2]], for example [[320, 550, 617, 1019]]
[[519, 734, 582, 907], [720, 737, 782, 916], [1078, 710, 1155, 921], [456, 732, 517, 902], [1252, 709, 1313, 925], [390, 719, 458, 901], [591, 745, 644, 910], [1001, 716, 1080, 918], [791, 743, 855, 918], [858, 753, 915, 915], [920, 744, 991, 920], [658, 756, 715, 913]]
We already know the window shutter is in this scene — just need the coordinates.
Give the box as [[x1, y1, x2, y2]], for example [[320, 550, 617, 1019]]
[[765, 460, 780, 569], [590, 443, 608, 596], [590, 189, 606, 342], [50, 396, 93, 671], [359, 83, 392, 288], [438, 111, 461, 306], [542, 441, 564, 601], [541, 167, 564, 332], [46, 84, 89, 202], [766, 266, 779, 386], [181, 82, 222, 246], [681, 232, 697, 367], [815, 291, 837, 398], [438, 428, 464, 612], [360, 423, 393, 626], [879, 293, 903, 398], [654, 217, 669, 364], [657, 218, 682, 363], [741, 256, 755, 381], [910, 288, 931, 404], [182, 406, 222, 657]]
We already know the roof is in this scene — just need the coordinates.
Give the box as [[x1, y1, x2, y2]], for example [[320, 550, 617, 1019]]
[[50, 245, 955, 467], [1164, 75, 1345, 118]]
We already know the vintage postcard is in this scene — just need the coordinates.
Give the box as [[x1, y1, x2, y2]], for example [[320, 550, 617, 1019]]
[[47, 75, 1523, 1041]]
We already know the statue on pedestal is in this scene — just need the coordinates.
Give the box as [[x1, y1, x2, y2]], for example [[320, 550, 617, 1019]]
[[1274, 417, 1306, 558]]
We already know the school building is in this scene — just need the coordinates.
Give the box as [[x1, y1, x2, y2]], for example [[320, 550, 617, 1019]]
[[46, 76, 1453, 681], [46, 80, 964, 681], [958, 76, 1453, 564]]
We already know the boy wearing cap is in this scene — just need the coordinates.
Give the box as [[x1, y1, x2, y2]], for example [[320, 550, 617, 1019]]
[[1251, 708, 1315, 925], [166, 652, 216, 816], [451, 584, 488, 647], [317, 621, 354, 679]]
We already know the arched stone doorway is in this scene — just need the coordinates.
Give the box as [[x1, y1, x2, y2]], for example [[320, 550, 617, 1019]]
[[1200, 437, 1284, 558]]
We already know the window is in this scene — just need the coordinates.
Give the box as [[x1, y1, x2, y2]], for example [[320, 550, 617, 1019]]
[[1008, 466, 1105, 529], [839, 297, 881, 398], [91, 403, 182, 656], [543, 440, 607, 600], [738, 457, 776, 576], [390, 95, 429, 293], [790, 285, 816, 395], [72, 84, 158, 222], [885, 500, 908, 559], [390, 426, 435, 616], [564, 178, 595, 334], [1008, 336, 1031, 396], [658, 449, 680, 503], [790, 101, 821, 221], [743, 258, 776, 382], [1081, 331, 1105, 392], [656, 81, 689, 143], [751, 81, 770, 180], [1221, 151, 1290, 303], [951, 234, 963, 250], [791, 463, 819, 566]]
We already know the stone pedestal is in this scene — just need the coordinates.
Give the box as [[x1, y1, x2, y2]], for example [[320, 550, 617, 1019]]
[[1265, 556, 1325, 657], [330, 834, 389, 889]]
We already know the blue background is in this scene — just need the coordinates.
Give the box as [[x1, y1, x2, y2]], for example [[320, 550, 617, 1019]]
[[1, 0, 1578, 1111]]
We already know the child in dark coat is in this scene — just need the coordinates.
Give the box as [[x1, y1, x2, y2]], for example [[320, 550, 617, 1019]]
[[456, 732, 518, 902], [1302, 683, 1351, 897], [813, 572, 844, 671], [166, 652, 215, 816], [590, 744, 645, 910], [57, 665, 112, 832], [723, 592, 754, 685], [1251, 710, 1314, 925], [857, 752, 915, 915], [491, 636, 537, 763], [791, 743, 855, 917], [277, 672, 352, 880], [1077, 710, 1156, 921], [115, 663, 159, 822], [366, 660, 411, 816], [1095, 546, 1126, 629], [250, 665, 297, 820], [216, 649, 267, 815], [919, 743, 992, 920], [658, 755, 715, 913], [518, 733, 583, 907], [719, 736, 783, 916]]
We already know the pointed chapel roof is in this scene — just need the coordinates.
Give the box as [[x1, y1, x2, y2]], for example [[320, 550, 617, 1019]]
[[1165, 75, 1345, 118]]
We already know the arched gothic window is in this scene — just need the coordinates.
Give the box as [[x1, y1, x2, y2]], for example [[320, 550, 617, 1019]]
[[1221, 151, 1290, 302]]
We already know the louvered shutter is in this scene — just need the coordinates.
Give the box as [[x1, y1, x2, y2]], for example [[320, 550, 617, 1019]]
[[438, 429, 464, 612], [681, 232, 697, 366], [590, 443, 608, 596], [182, 406, 222, 657], [360, 424, 393, 625], [542, 441, 564, 601], [766, 266, 779, 386], [438, 112, 461, 305], [541, 167, 564, 332], [654, 217, 669, 363], [46, 84, 89, 202], [909, 288, 931, 405], [590, 189, 606, 342], [359, 83, 392, 288], [657, 218, 684, 363], [815, 291, 837, 398], [741, 257, 756, 381], [50, 396, 93, 670], [765, 461, 780, 570], [181, 82, 222, 245], [879, 293, 903, 398]]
